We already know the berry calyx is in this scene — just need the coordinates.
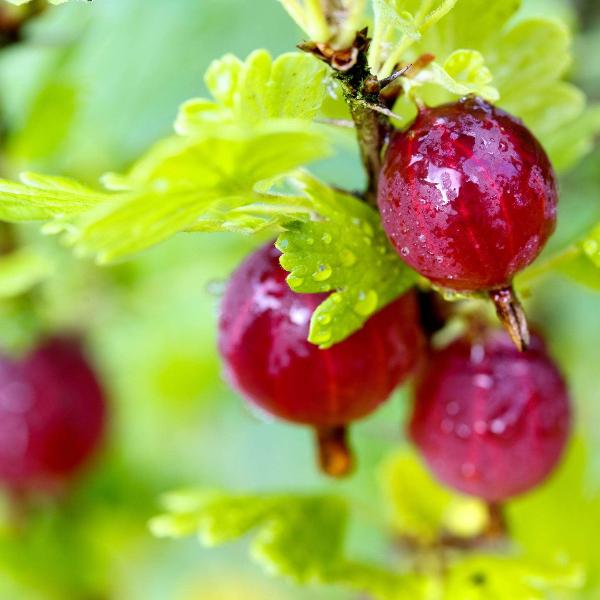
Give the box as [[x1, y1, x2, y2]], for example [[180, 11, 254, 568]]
[[409, 330, 571, 501], [378, 96, 558, 349], [218, 242, 424, 477], [0, 336, 106, 494]]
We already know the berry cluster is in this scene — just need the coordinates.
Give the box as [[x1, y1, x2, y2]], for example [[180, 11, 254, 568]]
[[0, 336, 106, 495], [218, 96, 571, 500]]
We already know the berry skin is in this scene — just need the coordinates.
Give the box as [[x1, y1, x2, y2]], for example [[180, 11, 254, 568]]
[[0, 337, 106, 493], [410, 331, 571, 501], [218, 243, 424, 475], [378, 96, 557, 293]]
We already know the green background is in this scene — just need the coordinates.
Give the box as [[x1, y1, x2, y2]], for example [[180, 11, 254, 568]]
[[0, 0, 599, 598]]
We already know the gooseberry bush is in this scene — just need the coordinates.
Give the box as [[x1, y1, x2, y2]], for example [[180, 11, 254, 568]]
[[1, 0, 600, 598]]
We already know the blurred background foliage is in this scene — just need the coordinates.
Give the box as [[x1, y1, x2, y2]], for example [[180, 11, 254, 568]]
[[0, 0, 599, 598]]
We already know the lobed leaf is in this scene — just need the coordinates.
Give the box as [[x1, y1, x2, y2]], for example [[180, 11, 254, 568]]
[[0, 173, 106, 222], [444, 556, 584, 600], [276, 172, 418, 348], [371, 0, 599, 172], [150, 489, 430, 599], [176, 50, 330, 135]]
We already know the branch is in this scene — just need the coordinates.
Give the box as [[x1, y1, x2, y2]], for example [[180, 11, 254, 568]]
[[299, 29, 394, 206]]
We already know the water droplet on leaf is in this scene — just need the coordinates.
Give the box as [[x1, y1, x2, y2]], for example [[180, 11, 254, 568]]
[[354, 290, 378, 316], [312, 264, 332, 282]]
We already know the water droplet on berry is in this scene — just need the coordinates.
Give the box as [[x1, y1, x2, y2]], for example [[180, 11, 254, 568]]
[[446, 401, 460, 416], [473, 374, 493, 389], [418, 234, 426, 243], [401, 247, 410, 257], [473, 420, 487, 435], [490, 419, 506, 435], [354, 290, 378, 316], [470, 344, 485, 364], [312, 264, 332, 282], [456, 423, 471, 439]]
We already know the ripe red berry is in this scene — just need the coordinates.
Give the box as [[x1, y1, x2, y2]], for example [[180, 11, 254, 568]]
[[378, 96, 557, 292], [0, 336, 106, 493], [410, 330, 571, 501], [218, 242, 424, 476], [378, 97, 557, 350]]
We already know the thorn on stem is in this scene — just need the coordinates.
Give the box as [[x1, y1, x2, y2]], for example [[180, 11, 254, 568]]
[[314, 425, 354, 478], [489, 285, 530, 351]]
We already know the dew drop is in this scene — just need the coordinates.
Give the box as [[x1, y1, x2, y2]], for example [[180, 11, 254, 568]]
[[331, 293, 343, 304], [435, 255, 443, 264], [287, 275, 304, 288], [317, 313, 332, 325], [278, 239, 289, 249], [456, 423, 471, 439], [354, 290, 378, 316], [490, 419, 506, 435], [418, 234, 426, 243], [312, 264, 332, 282], [340, 249, 357, 267], [312, 329, 332, 344], [473, 420, 487, 435], [362, 221, 374, 237], [400, 246, 410, 257], [446, 401, 460, 416], [473, 374, 493, 389], [441, 418, 454, 433]]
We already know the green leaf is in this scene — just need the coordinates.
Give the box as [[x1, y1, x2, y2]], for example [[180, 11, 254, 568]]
[[150, 490, 347, 582], [65, 129, 325, 263], [379, 449, 489, 544], [150, 489, 431, 600], [176, 50, 330, 135], [276, 172, 418, 348], [0, 248, 53, 299], [372, 0, 598, 171], [444, 555, 584, 600], [0, 49, 332, 263], [403, 50, 499, 105], [0, 173, 106, 222]]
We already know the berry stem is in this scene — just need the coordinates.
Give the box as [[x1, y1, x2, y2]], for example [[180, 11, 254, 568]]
[[485, 501, 508, 539], [314, 425, 354, 477], [489, 285, 530, 351]]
